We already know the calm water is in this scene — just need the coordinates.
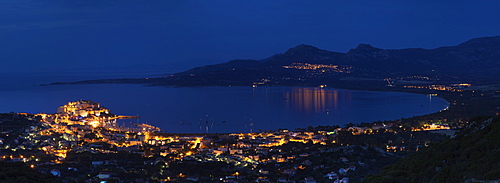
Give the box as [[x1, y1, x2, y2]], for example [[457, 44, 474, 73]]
[[0, 72, 448, 133]]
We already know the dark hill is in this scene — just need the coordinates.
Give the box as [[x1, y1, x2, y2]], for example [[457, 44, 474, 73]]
[[166, 35, 500, 85], [177, 59, 262, 76], [0, 162, 61, 183], [364, 116, 500, 183], [49, 35, 500, 88], [261, 44, 347, 66]]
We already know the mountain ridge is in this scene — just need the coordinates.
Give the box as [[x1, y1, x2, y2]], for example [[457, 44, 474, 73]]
[[182, 35, 500, 76], [49, 35, 500, 89]]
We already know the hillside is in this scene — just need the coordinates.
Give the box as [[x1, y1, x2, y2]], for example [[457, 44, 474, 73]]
[[0, 162, 61, 183], [166, 35, 500, 85], [49, 35, 500, 89], [363, 116, 500, 183]]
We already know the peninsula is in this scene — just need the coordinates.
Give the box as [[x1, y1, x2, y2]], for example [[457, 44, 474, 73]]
[[50, 35, 500, 92]]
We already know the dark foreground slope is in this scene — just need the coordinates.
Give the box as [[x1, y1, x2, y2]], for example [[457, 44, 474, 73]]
[[364, 116, 500, 183], [0, 162, 61, 183]]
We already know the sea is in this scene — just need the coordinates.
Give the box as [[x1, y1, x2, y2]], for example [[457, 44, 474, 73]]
[[0, 72, 449, 133]]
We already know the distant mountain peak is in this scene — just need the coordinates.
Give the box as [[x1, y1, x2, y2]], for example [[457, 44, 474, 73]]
[[346, 44, 385, 60], [291, 44, 319, 50], [352, 44, 380, 51], [457, 35, 500, 48], [283, 44, 321, 55]]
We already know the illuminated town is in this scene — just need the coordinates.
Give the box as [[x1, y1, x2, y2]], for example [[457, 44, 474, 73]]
[[0, 100, 453, 182], [2, 1, 500, 182], [403, 83, 472, 92], [283, 63, 353, 73]]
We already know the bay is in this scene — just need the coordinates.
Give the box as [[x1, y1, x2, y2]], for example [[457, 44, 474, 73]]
[[0, 72, 449, 133]]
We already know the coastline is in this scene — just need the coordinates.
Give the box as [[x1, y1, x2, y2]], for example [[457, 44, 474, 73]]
[[5, 79, 499, 183], [37, 69, 499, 131], [45, 80, 454, 132]]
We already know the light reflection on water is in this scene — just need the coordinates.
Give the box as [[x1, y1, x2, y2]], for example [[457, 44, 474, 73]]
[[0, 74, 449, 133], [285, 88, 349, 114]]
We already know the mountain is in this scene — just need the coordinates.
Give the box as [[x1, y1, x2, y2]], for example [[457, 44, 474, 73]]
[[50, 35, 500, 88], [167, 35, 500, 87], [177, 59, 262, 76], [364, 116, 500, 183], [260, 44, 347, 66]]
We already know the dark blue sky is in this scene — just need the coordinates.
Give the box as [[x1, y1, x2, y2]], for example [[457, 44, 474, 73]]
[[1, 0, 500, 73]]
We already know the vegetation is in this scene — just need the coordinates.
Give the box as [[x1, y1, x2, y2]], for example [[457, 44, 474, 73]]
[[0, 162, 61, 183], [364, 116, 500, 183]]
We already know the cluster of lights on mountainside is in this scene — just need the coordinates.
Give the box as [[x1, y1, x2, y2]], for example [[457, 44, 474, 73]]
[[283, 63, 353, 73]]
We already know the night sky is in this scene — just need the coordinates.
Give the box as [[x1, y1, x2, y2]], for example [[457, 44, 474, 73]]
[[1, 0, 500, 73]]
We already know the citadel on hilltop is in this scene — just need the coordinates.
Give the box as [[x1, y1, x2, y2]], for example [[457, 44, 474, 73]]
[[56, 100, 110, 118], [38, 100, 137, 128]]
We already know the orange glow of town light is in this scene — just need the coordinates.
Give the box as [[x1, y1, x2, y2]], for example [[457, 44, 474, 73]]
[[191, 137, 202, 149], [89, 121, 100, 128], [54, 149, 68, 158]]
